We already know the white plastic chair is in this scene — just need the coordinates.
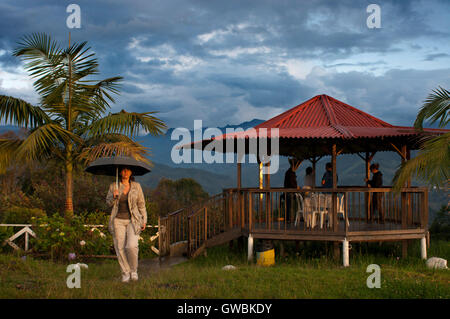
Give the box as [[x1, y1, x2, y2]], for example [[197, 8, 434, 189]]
[[319, 194, 331, 229], [337, 194, 349, 227], [310, 193, 326, 229], [326, 194, 350, 228], [294, 193, 305, 227]]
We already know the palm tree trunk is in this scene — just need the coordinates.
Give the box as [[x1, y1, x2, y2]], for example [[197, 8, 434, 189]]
[[64, 143, 74, 219]]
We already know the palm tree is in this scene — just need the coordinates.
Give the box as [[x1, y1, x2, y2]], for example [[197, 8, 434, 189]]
[[393, 87, 449, 190], [0, 33, 167, 219]]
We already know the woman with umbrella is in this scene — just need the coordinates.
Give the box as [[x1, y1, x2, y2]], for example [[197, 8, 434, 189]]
[[86, 156, 150, 283], [106, 165, 147, 283]]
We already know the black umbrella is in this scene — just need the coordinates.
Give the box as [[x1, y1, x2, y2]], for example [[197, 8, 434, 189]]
[[85, 156, 151, 189]]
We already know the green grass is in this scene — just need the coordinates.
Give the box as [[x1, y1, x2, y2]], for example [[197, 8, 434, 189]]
[[0, 240, 449, 298]]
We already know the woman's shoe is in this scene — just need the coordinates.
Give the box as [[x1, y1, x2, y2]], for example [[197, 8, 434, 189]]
[[131, 272, 138, 281], [122, 273, 130, 283]]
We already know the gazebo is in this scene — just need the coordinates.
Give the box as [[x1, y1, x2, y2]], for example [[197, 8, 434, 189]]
[[159, 94, 448, 266]]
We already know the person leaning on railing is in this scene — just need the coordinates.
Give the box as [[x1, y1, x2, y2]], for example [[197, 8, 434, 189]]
[[365, 163, 384, 223]]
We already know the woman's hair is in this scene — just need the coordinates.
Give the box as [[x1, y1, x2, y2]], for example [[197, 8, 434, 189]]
[[306, 166, 313, 175], [370, 163, 380, 171]]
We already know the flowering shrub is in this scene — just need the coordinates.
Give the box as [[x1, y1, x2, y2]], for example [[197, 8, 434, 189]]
[[30, 214, 114, 260], [29, 213, 158, 260]]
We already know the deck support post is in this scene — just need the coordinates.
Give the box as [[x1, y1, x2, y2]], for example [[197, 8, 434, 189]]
[[365, 152, 371, 222], [342, 239, 349, 267], [331, 144, 340, 261], [401, 145, 408, 259], [264, 161, 270, 189], [248, 234, 254, 262], [420, 237, 427, 260], [311, 157, 317, 187]]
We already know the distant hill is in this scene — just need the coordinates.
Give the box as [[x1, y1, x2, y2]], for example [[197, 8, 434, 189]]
[[138, 118, 265, 174], [135, 161, 235, 195]]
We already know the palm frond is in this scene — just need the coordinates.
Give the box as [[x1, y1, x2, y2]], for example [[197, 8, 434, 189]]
[[86, 110, 167, 138], [77, 141, 151, 165], [13, 33, 62, 77], [66, 77, 124, 121], [0, 95, 51, 128], [392, 132, 450, 190], [15, 123, 82, 161], [81, 133, 139, 146], [414, 86, 450, 129]]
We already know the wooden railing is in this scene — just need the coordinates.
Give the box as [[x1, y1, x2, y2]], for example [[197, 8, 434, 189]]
[[160, 186, 428, 258], [226, 187, 428, 236], [158, 207, 191, 257], [159, 190, 246, 258], [187, 193, 230, 257]]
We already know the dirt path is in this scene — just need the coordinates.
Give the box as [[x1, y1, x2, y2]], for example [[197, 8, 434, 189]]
[[139, 256, 188, 273]]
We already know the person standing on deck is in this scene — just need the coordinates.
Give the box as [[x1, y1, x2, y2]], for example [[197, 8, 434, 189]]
[[304, 166, 315, 188], [321, 162, 338, 189], [284, 158, 299, 223], [365, 163, 384, 223]]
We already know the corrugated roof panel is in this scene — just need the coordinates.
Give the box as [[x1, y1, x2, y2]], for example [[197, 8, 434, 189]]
[[182, 94, 449, 148], [256, 94, 394, 130]]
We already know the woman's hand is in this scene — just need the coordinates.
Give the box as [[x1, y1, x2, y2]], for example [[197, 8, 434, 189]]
[[141, 224, 146, 231], [113, 189, 119, 199]]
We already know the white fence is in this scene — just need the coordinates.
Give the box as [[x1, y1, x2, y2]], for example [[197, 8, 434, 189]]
[[0, 224, 160, 255]]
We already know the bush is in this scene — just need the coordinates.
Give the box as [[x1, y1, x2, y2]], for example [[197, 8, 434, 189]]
[[0, 206, 46, 224], [0, 227, 14, 253], [430, 205, 450, 241], [150, 178, 209, 216], [29, 213, 158, 260], [30, 214, 114, 261], [79, 210, 110, 226]]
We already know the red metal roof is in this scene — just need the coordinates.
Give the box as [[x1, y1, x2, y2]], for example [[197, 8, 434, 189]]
[[213, 94, 448, 140], [183, 94, 448, 149], [256, 94, 392, 130]]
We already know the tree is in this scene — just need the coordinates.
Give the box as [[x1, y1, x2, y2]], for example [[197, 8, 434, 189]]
[[151, 178, 209, 215], [0, 33, 167, 219], [393, 87, 449, 189]]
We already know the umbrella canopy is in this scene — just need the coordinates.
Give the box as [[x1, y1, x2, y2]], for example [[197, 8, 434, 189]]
[[85, 156, 152, 176]]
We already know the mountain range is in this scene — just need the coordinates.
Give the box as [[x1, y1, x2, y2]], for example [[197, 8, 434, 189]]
[[1, 120, 447, 215]]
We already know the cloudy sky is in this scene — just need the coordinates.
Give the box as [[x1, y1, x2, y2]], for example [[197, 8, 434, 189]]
[[0, 0, 449, 129]]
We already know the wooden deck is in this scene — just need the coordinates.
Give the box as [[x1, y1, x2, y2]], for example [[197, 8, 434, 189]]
[[246, 220, 426, 242], [159, 186, 429, 261]]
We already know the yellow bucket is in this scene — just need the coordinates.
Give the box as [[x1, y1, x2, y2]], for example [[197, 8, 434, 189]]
[[256, 248, 275, 266]]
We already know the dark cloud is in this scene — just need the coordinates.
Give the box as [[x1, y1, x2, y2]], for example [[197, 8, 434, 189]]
[[423, 53, 450, 61], [0, 0, 449, 129], [310, 68, 450, 126]]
